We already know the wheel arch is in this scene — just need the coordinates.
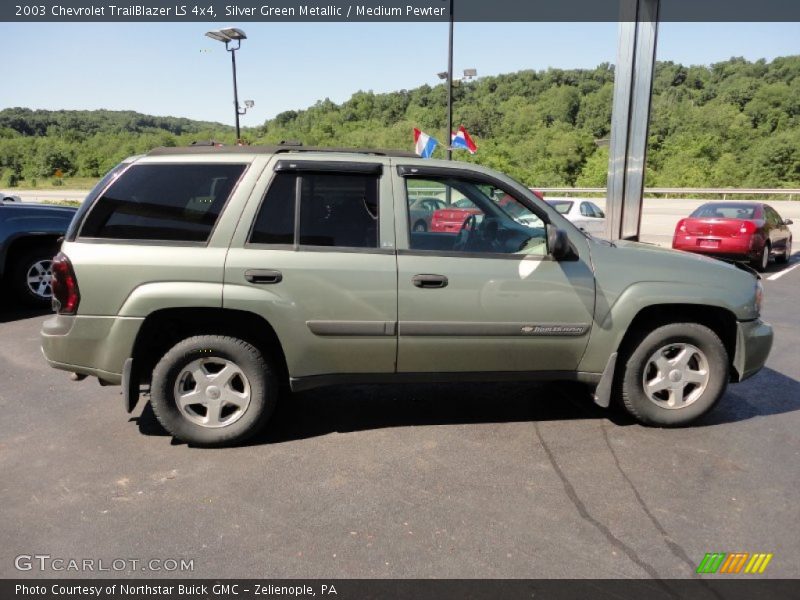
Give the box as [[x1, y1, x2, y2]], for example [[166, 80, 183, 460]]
[[1, 233, 62, 279], [130, 307, 289, 393], [615, 303, 739, 381]]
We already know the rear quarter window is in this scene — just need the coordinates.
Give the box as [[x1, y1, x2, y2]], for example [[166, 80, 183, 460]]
[[79, 163, 247, 242]]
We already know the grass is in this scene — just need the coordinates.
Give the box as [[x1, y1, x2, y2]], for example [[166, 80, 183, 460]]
[[8, 177, 99, 191], [40, 199, 81, 207]]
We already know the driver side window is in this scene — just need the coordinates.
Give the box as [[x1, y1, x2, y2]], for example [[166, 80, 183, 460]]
[[405, 177, 546, 256]]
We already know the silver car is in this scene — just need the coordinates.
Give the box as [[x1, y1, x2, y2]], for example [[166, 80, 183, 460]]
[[547, 199, 606, 236]]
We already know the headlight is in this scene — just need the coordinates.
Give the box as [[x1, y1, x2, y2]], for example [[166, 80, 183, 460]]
[[754, 279, 764, 315]]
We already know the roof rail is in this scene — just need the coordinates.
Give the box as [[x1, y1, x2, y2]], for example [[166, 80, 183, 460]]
[[147, 144, 419, 158]]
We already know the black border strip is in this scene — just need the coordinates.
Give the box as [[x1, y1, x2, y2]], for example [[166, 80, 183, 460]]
[[2, 579, 798, 600], [8, 1, 800, 22]]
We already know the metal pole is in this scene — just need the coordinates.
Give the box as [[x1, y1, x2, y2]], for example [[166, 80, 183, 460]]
[[446, 0, 454, 160], [605, 0, 659, 241], [229, 44, 241, 141]]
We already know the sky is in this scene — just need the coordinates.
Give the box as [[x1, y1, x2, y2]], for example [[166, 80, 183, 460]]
[[1, 22, 798, 125]]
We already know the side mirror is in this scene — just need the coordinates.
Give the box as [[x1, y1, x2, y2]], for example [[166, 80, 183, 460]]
[[547, 225, 570, 260], [784, 218, 793, 225]]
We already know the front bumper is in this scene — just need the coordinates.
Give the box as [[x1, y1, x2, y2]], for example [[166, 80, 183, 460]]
[[41, 314, 143, 384], [732, 318, 773, 382]]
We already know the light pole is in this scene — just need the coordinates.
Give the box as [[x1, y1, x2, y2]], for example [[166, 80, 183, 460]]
[[446, 0, 454, 160], [437, 1, 476, 160], [205, 27, 254, 142], [437, 66, 477, 159]]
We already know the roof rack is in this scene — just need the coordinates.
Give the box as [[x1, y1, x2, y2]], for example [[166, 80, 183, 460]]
[[147, 142, 418, 158]]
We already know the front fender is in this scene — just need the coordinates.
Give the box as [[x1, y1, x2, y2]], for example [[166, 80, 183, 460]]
[[577, 281, 746, 374]]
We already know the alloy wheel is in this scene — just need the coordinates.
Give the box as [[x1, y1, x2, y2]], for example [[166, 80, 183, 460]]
[[642, 343, 710, 410], [26, 259, 54, 299], [173, 357, 252, 428]]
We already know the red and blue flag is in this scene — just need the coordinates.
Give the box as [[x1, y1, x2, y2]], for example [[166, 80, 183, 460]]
[[451, 126, 478, 154]]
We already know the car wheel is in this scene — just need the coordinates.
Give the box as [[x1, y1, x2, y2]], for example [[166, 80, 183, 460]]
[[776, 237, 791, 264], [150, 335, 277, 446], [620, 323, 728, 426], [751, 242, 770, 272], [413, 220, 427, 232], [9, 248, 57, 308]]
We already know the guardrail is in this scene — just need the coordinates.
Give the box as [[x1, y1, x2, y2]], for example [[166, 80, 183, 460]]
[[535, 187, 800, 200], [408, 186, 800, 201]]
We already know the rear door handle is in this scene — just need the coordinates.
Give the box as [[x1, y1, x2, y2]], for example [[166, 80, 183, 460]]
[[245, 269, 283, 284], [412, 274, 448, 289]]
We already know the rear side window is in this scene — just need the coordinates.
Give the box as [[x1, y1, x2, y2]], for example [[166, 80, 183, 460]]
[[249, 171, 379, 249], [299, 173, 378, 248], [79, 163, 246, 242]]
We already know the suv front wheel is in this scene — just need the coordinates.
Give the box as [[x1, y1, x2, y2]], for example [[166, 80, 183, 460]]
[[620, 323, 728, 426], [150, 335, 277, 446]]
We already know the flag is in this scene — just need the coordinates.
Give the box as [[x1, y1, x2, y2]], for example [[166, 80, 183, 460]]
[[451, 125, 478, 154], [414, 128, 438, 158]]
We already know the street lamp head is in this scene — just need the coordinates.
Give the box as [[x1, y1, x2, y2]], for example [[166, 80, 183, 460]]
[[205, 30, 232, 43], [437, 72, 448, 80], [205, 28, 246, 44], [220, 27, 247, 41], [244, 100, 255, 108]]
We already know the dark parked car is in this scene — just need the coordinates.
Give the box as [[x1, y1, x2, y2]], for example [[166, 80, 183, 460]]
[[0, 201, 77, 307], [672, 202, 793, 271]]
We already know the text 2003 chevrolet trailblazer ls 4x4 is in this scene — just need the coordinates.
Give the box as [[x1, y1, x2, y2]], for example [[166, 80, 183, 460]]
[[41, 145, 773, 446]]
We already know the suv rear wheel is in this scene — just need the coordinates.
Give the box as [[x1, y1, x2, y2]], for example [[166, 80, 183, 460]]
[[150, 335, 277, 446], [620, 322, 728, 426]]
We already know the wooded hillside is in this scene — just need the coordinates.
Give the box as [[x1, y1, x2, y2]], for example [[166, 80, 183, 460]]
[[2, 56, 799, 189]]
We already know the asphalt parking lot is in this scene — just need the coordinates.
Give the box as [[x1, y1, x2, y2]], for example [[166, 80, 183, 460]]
[[1, 255, 799, 580]]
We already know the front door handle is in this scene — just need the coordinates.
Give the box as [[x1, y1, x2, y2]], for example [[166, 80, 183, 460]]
[[412, 274, 448, 289], [245, 269, 283, 284]]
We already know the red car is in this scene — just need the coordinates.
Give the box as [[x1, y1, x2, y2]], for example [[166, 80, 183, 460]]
[[430, 198, 482, 233], [430, 190, 546, 233], [672, 202, 793, 271]]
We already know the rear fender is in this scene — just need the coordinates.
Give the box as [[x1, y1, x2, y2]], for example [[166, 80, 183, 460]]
[[117, 282, 224, 317]]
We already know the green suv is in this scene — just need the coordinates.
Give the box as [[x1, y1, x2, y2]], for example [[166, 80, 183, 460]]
[[41, 145, 773, 446]]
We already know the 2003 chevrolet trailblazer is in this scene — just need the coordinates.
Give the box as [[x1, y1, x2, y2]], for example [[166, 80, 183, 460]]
[[41, 145, 773, 446]]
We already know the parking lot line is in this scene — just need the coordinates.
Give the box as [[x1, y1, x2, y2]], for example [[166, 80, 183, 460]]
[[767, 259, 800, 281]]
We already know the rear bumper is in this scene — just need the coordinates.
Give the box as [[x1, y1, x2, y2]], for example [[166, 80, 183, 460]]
[[431, 222, 462, 233], [732, 318, 773, 382], [40, 314, 143, 384], [673, 236, 759, 259]]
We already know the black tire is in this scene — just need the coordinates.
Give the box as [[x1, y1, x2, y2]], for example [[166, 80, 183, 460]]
[[751, 242, 770, 272], [619, 322, 728, 427], [150, 335, 277, 446], [776, 237, 791, 264], [9, 247, 57, 308], [413, 220, 427, 232]]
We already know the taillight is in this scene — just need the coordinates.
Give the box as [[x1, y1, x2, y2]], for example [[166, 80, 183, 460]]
[[738, 221, 756, 235], [676, 219, 687, 233], [51, 252, 80, 314]]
